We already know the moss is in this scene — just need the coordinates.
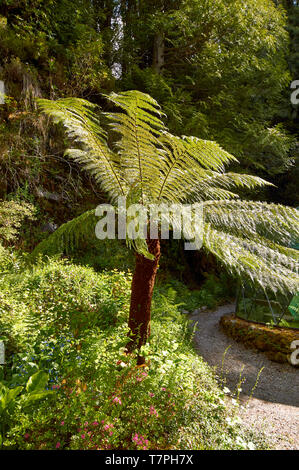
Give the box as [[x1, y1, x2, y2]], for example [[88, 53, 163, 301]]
[[219, 314, 299, 365]]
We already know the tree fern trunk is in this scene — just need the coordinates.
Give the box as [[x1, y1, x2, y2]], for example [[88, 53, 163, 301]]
[[126, 238, 161, 364]]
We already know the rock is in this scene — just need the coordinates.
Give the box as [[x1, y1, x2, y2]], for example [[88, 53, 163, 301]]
[[192, 308, 201, 315], [220, 313, 299, 365], [255, 337, 268, 351], [272, 352, 286, 364], [36, 187, 62, 202], [192, 306, 209, 314], [41, 222, 58, 233], [181, 309, 190, 315]]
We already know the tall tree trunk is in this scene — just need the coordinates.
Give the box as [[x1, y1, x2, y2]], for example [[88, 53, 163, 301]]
[[152, 33, 165, 74], [126, 238, 161, 363]]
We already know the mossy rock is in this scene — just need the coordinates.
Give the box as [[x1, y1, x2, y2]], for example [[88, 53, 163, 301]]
[[219, 314, 299, 365]]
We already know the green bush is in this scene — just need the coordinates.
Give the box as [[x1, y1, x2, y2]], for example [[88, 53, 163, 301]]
[[0, 257, 268, 450], [0, 200, 36, 244], [0, 371, 53, 448], [0, 257, 131, 386], [155, 273, 234, 313]]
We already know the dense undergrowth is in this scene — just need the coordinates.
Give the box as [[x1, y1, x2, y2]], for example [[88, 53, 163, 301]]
[[0, 244, 268, 450]]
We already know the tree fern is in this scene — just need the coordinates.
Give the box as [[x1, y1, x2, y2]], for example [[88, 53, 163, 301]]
[[35, 90, 299, 298]]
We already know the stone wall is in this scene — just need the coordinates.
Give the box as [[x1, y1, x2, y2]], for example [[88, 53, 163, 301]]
[[220, 314, 299, 365]]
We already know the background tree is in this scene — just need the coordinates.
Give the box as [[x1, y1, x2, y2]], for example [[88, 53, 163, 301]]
[[115, 0, 294, 180], [0, 0, 112, 217], [271, 0, 299, 206], [33, 91, 299, 362]]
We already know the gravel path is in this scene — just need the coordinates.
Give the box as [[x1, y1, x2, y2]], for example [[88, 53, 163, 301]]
[[189, 304, 299, 450]]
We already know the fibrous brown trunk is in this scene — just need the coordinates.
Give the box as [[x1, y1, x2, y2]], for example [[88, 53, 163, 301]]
[[126, 238, 161, 363]]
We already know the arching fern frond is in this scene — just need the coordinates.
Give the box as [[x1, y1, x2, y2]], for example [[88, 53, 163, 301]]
[[203, 223, 299, 294], [190, 187, 240, 202], [38, 98, 125, 202], [181, 135, 238, 172], [31, 210, 98, 259], [105, 90, 167, 202], [203, 200, 299, 247], [157, 133, 205, 203], [197, 172, 272, 191], [180, 172, 271, 202], [157, 132, 268, 203]]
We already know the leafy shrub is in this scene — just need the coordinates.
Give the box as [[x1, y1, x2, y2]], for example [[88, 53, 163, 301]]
[[0, 257, 268, 450], [0, 200, 35, 243], [0, 243, 21, 273], [0, 371, 53, 448], [72, 238, 135, 272], [0, 258, 131, 381], [156, 273, 235, 313]]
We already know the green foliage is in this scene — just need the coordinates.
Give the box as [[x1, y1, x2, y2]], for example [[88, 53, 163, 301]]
[[72, 238, 135, 272], [286, 1, 299, 82], [37, 98, 124, 200], [0, 258, 268, 450], [0, 258, 132, 360], [119, 0, 294, 177], [35, 91, 299, 294], [0, 0, 298, 223], [0, 243, 21, 273], [0, 0, 113, 222], [0, 371, 53, 447], [0, 200, 35, 243], [155, 273, 235, 311], [31, 210, 98, 258], [0, 1, 111, 93]]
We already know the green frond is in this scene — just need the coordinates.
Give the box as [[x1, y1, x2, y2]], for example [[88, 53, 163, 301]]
[[203, 200, 299, 247], [157, 133, 207, 203], [105, 90, 166, 124], [175, 172, 270, 203], [126, 237, 155, 261], [124, 183, 154, 260], [37, 98, 125, 202], [190, 187, 240, 202], [157, 132, 241, 203], [31, 210, 98, 259], [105, 90, 167, 203], [199, 172, 273, 190], [181, 136, 238, 171], [203, 223, 299, 294]]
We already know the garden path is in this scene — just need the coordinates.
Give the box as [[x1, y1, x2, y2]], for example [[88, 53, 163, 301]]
[[189, 304, 299, 450]]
